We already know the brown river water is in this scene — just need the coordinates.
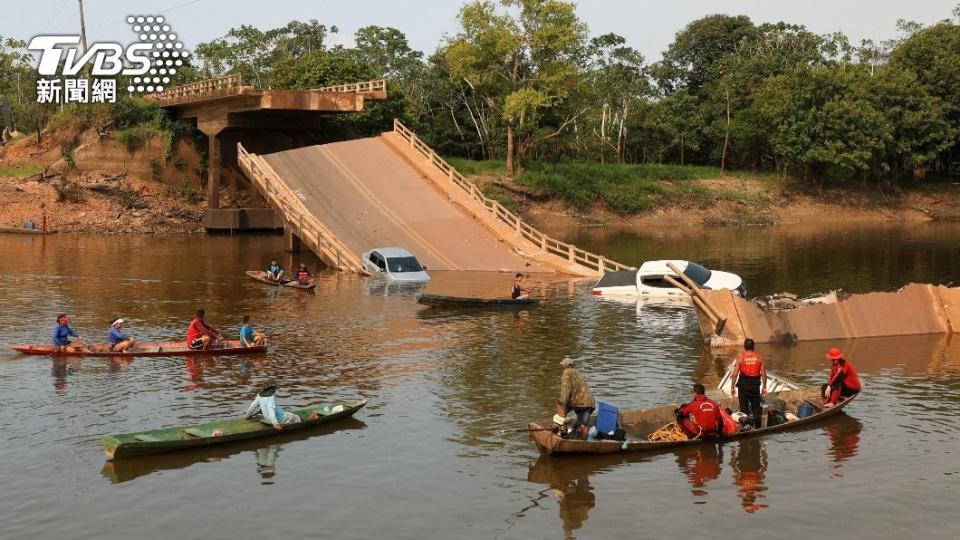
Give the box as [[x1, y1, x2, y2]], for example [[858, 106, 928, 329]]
[[0, 221, 958, 539]]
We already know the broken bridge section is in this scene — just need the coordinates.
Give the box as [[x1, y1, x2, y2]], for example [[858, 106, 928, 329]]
[[237, 120, 634, 276], [693, 283, 960, 347]]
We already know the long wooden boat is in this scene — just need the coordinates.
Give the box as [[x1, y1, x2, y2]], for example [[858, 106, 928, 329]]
[[9, 340, 266, 357], [416, 293, 540, 307], [246, 270, 316, 290], [103, 399, 367, 459], [529, 388, 855, 456]]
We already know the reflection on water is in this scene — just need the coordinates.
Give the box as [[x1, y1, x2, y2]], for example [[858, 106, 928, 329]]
[[730, 439, 769, 513], [676, 444, 723, 497]]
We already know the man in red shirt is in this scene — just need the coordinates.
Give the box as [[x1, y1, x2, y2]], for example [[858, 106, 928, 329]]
[[823, 347, 861, 406], [730, 338, 767, 427], [676, 384, 724, 439], [186, 309, 223, 350]]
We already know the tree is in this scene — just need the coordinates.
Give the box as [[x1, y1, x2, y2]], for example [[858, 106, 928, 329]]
[[585, 33, 648, 162], [443, 0, 588, 176]]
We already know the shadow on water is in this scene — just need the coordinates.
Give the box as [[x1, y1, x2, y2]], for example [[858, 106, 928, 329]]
[[524, 413, 863, 533], [100, 418, 367, 484]]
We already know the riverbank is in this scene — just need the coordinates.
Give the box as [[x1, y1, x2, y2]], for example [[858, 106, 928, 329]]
[[450, 159, 960, 228]]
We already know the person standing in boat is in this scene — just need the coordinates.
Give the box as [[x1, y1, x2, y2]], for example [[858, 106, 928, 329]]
[[557, 357, 595, 439], [822, 348, 861, 407], [512, 273, 531, 300], [265, 259, 284, 282], [240, 315, 265, 347], [676, 384, 724, 439], [730, 338, 767, 428], [186, 309, 223, 351], [108, 318, 136, 353], [52, 314, 89, 353], [244, 379, 318, 431], [295, 263, 312, 285]]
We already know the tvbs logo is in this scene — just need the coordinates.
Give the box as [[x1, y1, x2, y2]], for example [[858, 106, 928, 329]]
[[28, 15, 188, 100]]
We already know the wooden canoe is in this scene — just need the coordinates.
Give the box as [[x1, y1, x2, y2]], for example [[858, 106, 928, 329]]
[[246, 270, 316, 290], [103, 399, 367, 459], [416, 293, 540, 307], [9, 340, 266, 357], [528, 388, 855, 456]]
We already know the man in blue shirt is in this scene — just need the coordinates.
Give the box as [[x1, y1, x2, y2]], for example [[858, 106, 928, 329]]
[[52, 314, 89, 353], [108, 318, 136, 352], [240, 315, 265, 347], [266, 259, 284, 282]]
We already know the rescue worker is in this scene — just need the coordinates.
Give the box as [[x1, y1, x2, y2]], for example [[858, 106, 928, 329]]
[[729, 338, 767, 427], [822, 347, 861, 407], [556, 357, 595, 439], [676, 383, 724, 439]]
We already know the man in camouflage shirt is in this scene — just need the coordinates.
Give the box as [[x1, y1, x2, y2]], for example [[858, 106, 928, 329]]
[[557, 357, 596, 439]]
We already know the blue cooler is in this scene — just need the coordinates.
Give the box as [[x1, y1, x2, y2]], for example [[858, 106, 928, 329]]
[[596, 402, 619, 436], [797, 402, 815, 419]]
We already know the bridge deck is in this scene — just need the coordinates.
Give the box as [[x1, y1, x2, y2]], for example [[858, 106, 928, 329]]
[[261, 138, 552, 273]]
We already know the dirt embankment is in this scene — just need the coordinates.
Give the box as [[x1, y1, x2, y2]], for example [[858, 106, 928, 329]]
[[0, 129, 207, 233], [472, 175, 960, 231]]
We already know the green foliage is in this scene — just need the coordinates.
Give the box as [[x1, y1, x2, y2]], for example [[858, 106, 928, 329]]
[[482, 184, 519, 212], [177, 179, 203, 204], [446, 158, 506, 176], [61, 146, 76, 170]]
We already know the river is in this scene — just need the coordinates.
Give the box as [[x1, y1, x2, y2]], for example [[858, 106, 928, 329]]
[[0, 221, 957, 539]]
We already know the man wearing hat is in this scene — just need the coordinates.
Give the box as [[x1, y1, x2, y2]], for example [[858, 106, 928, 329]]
[[823, 348, 861, 407], [108, 319, 136, 353], [557, 358, 596, 439], [244, 379, 319, 431]]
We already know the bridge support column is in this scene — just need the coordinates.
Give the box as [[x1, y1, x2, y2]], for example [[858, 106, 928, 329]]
[[285, 227, 301, 252], [198, 112, 228, 210]]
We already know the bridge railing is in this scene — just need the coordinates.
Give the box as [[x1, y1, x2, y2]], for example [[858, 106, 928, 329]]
[[237, 143, 370, 274], [149, 73, 246, 104], [313, 79, 386, 93], [392, 119, 635, 275]]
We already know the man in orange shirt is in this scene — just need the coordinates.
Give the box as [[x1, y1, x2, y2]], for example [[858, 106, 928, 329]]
[[730, 338, 767, 428], [186, 309, 223, 350]]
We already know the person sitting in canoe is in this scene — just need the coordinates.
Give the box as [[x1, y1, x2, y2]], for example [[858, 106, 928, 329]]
[[296, 263, 312, 285], [512, 273, 532, 300], [244, 379, 318, 431], [186, 309, 223, 351], [266, 259, 284, 282], [675, 384, 724, 439], [240, 315, 265, 347], [108, 318, 136, 352], [52, 314, 90, 353], [557, 357, 595, 439], [822, 347, 862, 407]]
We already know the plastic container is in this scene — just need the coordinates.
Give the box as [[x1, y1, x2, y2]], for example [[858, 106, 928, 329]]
[[760, 403, 769, 429], [595, 402, 619, 436], [797, 402, 815, 418]]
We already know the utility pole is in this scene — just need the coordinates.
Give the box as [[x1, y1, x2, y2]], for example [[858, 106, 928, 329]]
[[78, 0, 88, 54]]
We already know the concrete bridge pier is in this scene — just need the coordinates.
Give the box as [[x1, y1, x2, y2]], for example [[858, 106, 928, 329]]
[[284, 226, 301, 253], [197, 112, 227, 209]]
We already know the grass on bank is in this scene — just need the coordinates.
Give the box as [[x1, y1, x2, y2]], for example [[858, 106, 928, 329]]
[[447, 158, 774, 213], [0, 164, 42, 178]]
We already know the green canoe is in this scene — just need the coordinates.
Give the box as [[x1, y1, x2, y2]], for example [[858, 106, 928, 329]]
[[103, 400, 367, 459]]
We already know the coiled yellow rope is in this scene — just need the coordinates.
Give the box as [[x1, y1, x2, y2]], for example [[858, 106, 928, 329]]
[[648, 421, 695, 442]]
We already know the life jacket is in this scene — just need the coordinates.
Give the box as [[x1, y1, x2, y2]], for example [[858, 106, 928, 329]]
[[738, 351, 764, 377], [719, 407, 739, 435], [297, 270, 310, 281]]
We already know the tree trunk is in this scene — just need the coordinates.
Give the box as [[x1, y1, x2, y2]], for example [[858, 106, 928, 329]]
[[680, 133, 685, 166], [720, 86, 730, 175], [506, 123, 515, 178]]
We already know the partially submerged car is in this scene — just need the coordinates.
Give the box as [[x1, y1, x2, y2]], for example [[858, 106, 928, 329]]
[[592, 259, 745, 298], [361, 247, 431, 282]]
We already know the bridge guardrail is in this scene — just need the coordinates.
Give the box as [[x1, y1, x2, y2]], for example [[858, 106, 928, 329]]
[[313, 79, 386, 93], [237, 143, 370, 274], [391, 119, 634, 275], [148, 74, 246, 104]]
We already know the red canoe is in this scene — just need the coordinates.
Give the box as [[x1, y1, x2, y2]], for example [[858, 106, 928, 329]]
[[9, 340, 266, 357]]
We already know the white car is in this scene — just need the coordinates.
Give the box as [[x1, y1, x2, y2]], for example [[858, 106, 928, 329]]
[[592, 260, 745, 298], [361, 247, 431, 282]]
